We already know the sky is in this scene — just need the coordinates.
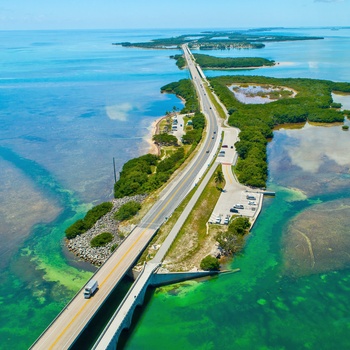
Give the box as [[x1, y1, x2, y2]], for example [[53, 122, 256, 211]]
[[0, 0, 349, 30]]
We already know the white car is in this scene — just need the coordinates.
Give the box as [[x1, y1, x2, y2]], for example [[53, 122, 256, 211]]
[[248, 201, 257, 206], [215, 217, 221, 224]]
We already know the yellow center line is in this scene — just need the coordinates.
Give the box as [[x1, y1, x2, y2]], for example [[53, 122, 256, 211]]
[[49, 107, 210, 349], [223, 164, 233, 185]]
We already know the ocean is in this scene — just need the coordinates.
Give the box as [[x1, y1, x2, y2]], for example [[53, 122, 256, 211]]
[[1, 28, 350, 349]]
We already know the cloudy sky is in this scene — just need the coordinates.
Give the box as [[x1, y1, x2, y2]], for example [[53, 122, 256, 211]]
[[0, 0, 349, 30]]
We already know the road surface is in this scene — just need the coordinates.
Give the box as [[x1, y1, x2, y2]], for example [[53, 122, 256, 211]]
[[31, 45, 220, 350]]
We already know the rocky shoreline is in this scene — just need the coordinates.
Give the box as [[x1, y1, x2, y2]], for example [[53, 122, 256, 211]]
[[66, 194, 147, 265]]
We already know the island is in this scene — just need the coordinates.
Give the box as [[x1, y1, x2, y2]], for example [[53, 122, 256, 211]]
[[113, 29, 323, 50]]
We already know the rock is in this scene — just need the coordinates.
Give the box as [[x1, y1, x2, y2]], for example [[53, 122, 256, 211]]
[[66, 194, 147, 266]]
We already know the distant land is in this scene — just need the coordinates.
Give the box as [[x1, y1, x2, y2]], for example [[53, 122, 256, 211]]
[[113, 29, 324, 50]]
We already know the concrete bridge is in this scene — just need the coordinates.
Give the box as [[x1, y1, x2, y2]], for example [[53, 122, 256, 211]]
[[30, 43, 221, 350], [92, 262, 220, 350], [92, 156, 221, 349]]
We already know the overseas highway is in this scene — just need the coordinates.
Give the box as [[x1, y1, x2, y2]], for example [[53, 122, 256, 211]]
[[31, 44, 221, 350]]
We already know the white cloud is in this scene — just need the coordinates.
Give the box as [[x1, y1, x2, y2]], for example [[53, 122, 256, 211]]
[[105, 103, 133, 121]]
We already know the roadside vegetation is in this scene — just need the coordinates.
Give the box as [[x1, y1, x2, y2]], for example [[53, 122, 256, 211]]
[[65, 202, 113, 239], [181, 112, 205, 145], [209, 75, 350, 187], [164, 165, 225, 271], [170, 54, 186, 69]]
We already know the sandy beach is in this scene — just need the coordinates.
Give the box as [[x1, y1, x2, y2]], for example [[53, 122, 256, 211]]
[[145, 115, 167, 155]]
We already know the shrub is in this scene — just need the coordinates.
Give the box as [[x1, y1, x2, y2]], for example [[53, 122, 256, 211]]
[[65, 202, 113, 239], [216, 217, 251, 255], [200, 255, 220, 271], [110, 243, 118, 252], [330, 102, 342, 108], [114, 201, 141, 221], [83, 202, 113, 229], [65, 219, 86, 239], [90, 232, 113, 247]]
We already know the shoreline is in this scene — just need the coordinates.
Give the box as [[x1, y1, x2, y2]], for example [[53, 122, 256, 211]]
[[145, 115, 167, 155]]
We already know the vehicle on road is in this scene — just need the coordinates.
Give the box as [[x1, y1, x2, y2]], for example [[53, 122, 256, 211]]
[[233, 204, 244, 209], [246, 195, 256, 200], [206, 150, 210, 153], [84, 279, 98, 299], [222, 145, 228, 148], [224, 215, 230, 225], [215, 216, 221, 224], [230, 208, 239, 213]]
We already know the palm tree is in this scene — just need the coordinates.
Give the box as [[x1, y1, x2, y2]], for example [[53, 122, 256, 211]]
[[172, 106, 178, 117], [214, 169, 225, 191]]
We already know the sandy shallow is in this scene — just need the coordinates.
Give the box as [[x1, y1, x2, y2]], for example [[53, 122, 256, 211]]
[[145, 116, 167, 155]]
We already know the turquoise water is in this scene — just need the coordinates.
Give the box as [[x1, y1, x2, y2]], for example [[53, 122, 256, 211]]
[[1, 28, 350, 349], [124, 29, 350, 350], [0, 29, 187, 348]]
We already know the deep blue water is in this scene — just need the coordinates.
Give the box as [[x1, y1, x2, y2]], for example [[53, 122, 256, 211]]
[[1, 27, 350, 349]]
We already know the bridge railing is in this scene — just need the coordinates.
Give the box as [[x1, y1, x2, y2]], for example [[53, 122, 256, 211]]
[[92, 262, 160, 349]]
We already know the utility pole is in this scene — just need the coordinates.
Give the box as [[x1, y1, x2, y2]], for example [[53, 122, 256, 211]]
[[113, 157, 117, 183]]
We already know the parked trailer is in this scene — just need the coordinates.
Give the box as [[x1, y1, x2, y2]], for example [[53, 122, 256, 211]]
[[84, 279, 98, 299]]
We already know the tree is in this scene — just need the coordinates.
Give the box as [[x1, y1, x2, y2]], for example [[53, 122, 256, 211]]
[[214, 169, 225, 191], [153, 133, 178, 146], [200, 255, 220, 271]]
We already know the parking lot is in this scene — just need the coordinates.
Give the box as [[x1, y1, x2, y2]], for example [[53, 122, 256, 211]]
[[217, 128, 239, 165], [209, 187, 262, 225]]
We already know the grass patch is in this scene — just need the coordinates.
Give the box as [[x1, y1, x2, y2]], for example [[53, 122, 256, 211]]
[[165, 164, 225, 264], [136, 184, 199, 265]]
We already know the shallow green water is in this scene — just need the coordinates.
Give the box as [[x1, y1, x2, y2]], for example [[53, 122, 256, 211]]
[[2, 28, 350, 349], [125, 122, 350, 350]]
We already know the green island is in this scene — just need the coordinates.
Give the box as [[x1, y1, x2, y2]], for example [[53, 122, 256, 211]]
[[113, 29, 323, 50], [64, 56, 350, 270], [172, 53, 275, 69]]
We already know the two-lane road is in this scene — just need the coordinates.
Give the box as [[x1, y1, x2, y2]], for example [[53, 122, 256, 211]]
[[31, 45, 220, 350]]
